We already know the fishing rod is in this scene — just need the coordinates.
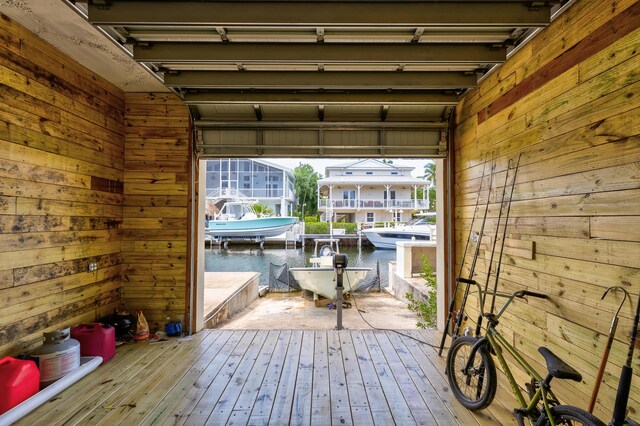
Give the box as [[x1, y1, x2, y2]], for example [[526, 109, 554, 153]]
[[611, 290, 640, 426], [450, 153, 497, 344], [588, 286, 628, 414], [438, 152, 491, 356], [489, 152, 521, 315], [474, 157, 514, 337]]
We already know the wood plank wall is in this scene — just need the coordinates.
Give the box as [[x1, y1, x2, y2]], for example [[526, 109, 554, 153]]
[[123, 93, 191, 330], [0, 14, 125, 357], [453, 0, 639, 419]]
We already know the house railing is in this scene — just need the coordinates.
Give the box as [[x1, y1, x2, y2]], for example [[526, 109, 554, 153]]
[[206, 188, 295, 200], [318, 199, 429, 209]]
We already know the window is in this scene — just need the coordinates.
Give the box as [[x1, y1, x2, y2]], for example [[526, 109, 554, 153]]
[[366, 171, 373, 175], [393, 212, 402, 222], [391, 172, 398, 175], [345, 171, 353, 175], [366, 212, 375, 222], [343, 190, 356, 199]]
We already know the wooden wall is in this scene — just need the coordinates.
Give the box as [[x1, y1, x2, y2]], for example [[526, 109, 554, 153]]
[[0, 14, 125, 357], [122, 93, 191, 330], [453, 0, 639, 420]]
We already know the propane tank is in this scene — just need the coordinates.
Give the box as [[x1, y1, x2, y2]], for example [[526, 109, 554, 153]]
[[31, 328, 80, 388]]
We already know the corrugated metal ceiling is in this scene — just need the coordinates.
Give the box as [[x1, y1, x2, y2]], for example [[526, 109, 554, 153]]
[[70, 1, 563, 157]]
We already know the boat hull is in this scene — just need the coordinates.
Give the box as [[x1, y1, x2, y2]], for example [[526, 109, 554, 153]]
[[362, 227, 433, 250], [206, 217, 297, 238], [289, 268, 371, 300]]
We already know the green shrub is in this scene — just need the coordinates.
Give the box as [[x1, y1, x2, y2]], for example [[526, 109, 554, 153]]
[[304, 222, 357, 234], [406, 255, 437, 329], [333, 222, 357, 234], [304, 216, 319, 222], [305, 222, 329, 234]]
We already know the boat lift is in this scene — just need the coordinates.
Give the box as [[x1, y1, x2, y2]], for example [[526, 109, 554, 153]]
[[207, 234, 267, 250]]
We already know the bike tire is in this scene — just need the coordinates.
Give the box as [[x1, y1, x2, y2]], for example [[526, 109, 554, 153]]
[[446, 336, 497, 410], [535, 405, 606, 426]]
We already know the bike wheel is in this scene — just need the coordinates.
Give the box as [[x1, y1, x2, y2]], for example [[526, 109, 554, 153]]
[[446, 336, 497, 410], [535, 405, 606, 426]]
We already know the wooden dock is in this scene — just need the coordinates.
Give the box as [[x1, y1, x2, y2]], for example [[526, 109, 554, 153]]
[[16, 329, 510, 425]]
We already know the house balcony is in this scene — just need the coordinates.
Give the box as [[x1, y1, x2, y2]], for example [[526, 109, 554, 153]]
[[207, 188, 296, 202], [318, 198, 429, 210]]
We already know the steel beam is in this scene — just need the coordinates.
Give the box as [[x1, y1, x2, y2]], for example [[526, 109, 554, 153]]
[[165, 71, 477, 89], [134, 42, 506, 64], [183, 91, 459, 105], [194, 121, 447, 129], [88, 2, 551, 27]]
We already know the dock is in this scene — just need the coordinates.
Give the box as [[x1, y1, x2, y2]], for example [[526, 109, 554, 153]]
[[203, 272, 260, 328]]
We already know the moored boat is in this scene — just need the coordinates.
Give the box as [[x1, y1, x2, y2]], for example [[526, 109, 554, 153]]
[[362, 213, 436, 250], [205, 201, 298, 238], [289, 239, 371, 300]]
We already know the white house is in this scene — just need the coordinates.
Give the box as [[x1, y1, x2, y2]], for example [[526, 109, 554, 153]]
[[317, 159, 431, 224], [205, 158, 296, 216]]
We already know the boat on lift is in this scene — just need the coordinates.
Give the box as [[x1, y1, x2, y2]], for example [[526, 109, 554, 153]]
[[205, 201, 298, 242], [362, 212, 436, 250], [289, 239, 371, 300]]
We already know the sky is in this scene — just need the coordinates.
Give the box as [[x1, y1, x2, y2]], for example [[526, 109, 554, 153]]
[[268, 158, 433, 178]]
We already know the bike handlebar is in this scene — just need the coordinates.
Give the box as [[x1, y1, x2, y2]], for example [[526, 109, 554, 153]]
[[515, 290, 548, 299], [456, 279, 548, 319]]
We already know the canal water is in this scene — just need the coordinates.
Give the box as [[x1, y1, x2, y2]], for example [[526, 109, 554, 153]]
[[204, 245, 396, 287]]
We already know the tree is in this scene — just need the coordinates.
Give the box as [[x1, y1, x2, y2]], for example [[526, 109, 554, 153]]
[[421, 161, 436, 185], [294, 163, 322, 217], [251, 203, 273, 217], [417, 161, 436, 211]]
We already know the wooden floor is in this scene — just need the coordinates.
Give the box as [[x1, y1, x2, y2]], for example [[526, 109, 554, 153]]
[[17, 330, 512, 426]]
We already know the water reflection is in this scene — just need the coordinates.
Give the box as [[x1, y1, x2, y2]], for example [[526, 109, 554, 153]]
[[204, 245, 396, 286]]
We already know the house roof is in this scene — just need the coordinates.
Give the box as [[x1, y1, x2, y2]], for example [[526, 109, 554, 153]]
[[251, 158, 294, 176], [317, 175, 429, 186], [326, 159, 414, 172]]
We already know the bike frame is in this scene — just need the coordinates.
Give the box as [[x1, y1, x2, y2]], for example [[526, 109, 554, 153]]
[[462, 282, 559, 426], [485, 330, 558, 426]]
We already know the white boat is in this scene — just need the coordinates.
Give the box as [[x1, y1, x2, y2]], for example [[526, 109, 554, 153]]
[[289, 239, 371, 300], [362, 213, 436, 250], [206, 201, 298, 238]]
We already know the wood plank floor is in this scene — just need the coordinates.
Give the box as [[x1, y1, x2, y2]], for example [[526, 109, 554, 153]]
[[17, 330, 508, 425]]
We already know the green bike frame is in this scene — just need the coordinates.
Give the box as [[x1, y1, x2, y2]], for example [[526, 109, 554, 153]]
[[485, 326, 559, 426]]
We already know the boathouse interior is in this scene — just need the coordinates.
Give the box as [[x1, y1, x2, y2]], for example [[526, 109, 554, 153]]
[[0, 0, 638, 423]]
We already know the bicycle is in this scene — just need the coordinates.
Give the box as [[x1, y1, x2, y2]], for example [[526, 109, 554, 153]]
[[446, 278, 606, 426]]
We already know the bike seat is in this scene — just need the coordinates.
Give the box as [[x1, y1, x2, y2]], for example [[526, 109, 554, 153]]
[[538, 347, 582, 382]]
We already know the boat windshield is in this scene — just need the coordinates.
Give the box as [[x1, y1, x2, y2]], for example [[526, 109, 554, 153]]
[[215, 201, 257, 221], [405, 218, 430, 226]]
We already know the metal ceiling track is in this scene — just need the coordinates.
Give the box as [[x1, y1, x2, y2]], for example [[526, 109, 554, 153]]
[[194, 121, 447, 129], [165, 71, 478, 89], [182, 92, 460, 105], [88, 1, 552, 27], [134, 42, 507, 64]]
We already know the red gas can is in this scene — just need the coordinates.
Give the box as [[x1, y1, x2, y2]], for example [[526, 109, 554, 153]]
[[70, 323, 116, 364], [0, 357, 40, 414]]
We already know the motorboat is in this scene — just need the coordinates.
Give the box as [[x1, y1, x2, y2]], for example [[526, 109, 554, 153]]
[[289, 239, 371, 300], [205, 201, 298, 239], [362, 213, 436, 250]]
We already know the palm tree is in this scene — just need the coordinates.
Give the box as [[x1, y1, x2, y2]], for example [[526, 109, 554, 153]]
[[251, 203, 273, 217], [421, 162, 436, 186]]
